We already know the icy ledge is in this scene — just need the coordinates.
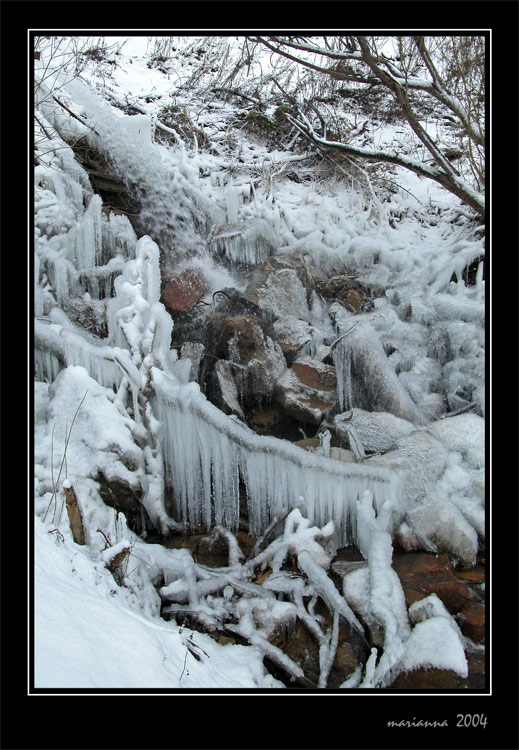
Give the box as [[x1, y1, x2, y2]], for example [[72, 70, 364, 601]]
[[152, 369, 401, 545]]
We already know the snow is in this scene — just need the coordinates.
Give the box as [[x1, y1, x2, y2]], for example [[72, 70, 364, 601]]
[[34, 518, 279, 689]]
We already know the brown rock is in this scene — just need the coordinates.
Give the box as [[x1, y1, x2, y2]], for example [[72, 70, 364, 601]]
[[392, 552, 470, 614], [291, 360, 337, 391], [162, 268, 208, 312], [390, 667, 462, 689], [456, 565, 485, 584], [457, 602, 485, 643]]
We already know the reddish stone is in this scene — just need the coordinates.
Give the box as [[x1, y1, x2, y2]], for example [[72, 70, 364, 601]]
[[392, 552, 469, 615], [457, 602, 486, 643], [455, 565, 486, 584], [161, 268, 208, 312]]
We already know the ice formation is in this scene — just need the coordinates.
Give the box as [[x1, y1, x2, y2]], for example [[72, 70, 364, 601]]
[[152, 370, 399, 544]]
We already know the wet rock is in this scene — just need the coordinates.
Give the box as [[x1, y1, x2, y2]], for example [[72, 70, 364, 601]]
[[292, 358, 337, 392], [211, 288, 276, 325], [162, 268, 208, 312], [390, 666, 464, 689], [457, 602, 485, 643], [392, 552, 470, 614], [275, 357, 337, 425]]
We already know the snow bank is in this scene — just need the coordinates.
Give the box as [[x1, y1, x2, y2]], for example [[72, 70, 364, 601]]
[[34, 518, 280, 689]]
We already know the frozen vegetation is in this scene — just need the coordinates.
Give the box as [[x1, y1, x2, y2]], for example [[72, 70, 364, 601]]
[[33, 36, 485, 691]]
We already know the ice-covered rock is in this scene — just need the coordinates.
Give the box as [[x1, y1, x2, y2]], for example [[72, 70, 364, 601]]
[[216, 315, 286, 400], [331, 314, 425, 424], [180, 341, 205, 383], [275, 357, 337, 425], [334, 408, 416, 455], [330, 447, 358, 463], [365, 430, 449, 507], [268, 315, 316, 365], [428, 412, 485, 470], [245, 268, 310, 321], [404, 498, 478, 566], [210, 359, 245, 420], [209, 219, 275, 266]]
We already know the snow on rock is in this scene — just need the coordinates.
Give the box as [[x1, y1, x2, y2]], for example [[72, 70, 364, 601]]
[[44, 367, 145, 516], [397, 616, 468, 678], [428, 412, 485, 470]]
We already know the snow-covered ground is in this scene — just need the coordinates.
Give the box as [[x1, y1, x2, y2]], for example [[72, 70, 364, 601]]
[[33, 36, 485, 691]]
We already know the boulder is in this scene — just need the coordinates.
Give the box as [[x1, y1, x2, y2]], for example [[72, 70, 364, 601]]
[[334, 408, 416, 454], [245, 268, 310, 321], [161, 268, 208, 312], [391, 552, 470, 615], [210, 359, 245, 420], [275, 357, 337, 425], [216, 315, 286, 401], [268, 316, 316, 365]]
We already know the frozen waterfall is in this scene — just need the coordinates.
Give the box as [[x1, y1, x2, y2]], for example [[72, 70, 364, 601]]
[[152, 370, 400, 546]]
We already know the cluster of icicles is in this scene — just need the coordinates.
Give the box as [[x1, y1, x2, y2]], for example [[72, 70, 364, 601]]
[[35, 212, 400, 546]]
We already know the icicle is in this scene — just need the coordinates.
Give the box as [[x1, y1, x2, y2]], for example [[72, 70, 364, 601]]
[[34, 349, 62, 383], [152, 371, 399, 544], [61, 329, 123, 390], [333, 336, 353, 411], [225, 184, 240, 224]]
